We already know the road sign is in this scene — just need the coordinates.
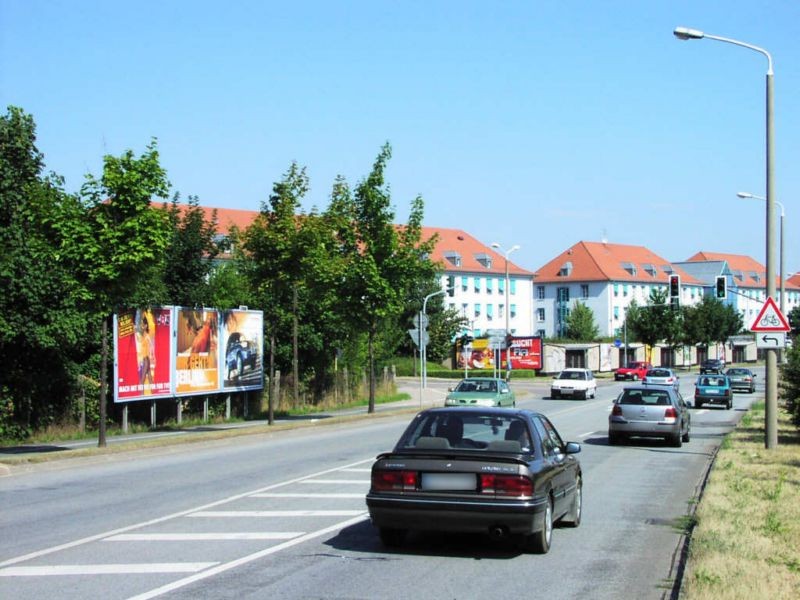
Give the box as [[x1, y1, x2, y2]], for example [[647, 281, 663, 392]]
[[416, 312, 429, 330], [408, 329, 429, 347], [750, 297, 791, 332], [756, 332, 786, 349]]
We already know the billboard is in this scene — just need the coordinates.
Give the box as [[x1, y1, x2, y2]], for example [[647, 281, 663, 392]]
[[175, 308, 221, 395], [502, 336, 543, 370], [114, 308, 174, 401], [221, 309, 264, 391]]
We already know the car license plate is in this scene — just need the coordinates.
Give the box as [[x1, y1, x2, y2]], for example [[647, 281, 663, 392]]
[[420, 473, 476, 491], [707, 389, 719, 394]]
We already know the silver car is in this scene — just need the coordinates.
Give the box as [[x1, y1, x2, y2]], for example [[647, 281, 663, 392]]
[[642, 368, 680, 392], [608, 384, 691, 448]]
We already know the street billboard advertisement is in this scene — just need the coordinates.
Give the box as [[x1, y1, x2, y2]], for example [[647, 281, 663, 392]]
[[502, 336, 543, 370], [114, 308, 173, 402], [175, 308, 221, 396], [457, 338, 495, 370], [221, 309, 264, 390]]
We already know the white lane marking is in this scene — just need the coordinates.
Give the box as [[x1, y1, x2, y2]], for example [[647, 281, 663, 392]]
[[340, 468, 371, 473], [188, 510, 363, 518], [0, 457, 374, 569], [251, 493, 364, 498], [105, 533, 303, 542], [127, 514, 369, 600], [299, 479, 367, 484], [0, 563, 217, 577], [578, 431, 595, 439]]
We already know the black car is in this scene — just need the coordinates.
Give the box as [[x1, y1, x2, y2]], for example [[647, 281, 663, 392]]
[[366, 407, 582, 554], [225, 332, 258, 380], [700, 358, 725, 374]]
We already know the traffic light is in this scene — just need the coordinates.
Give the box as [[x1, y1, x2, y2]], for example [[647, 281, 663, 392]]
[[715, 275, 727, 299], [669, 274, 681, 299]]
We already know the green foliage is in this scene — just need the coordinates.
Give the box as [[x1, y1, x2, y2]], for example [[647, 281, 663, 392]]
[[626, 288, 682, 353], [681, 296, 743, 349], [565, 300, 599, 341], [780, 344, 800, 427]]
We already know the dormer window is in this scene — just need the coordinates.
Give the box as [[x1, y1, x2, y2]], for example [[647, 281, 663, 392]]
[[443, 251, 462, 267], [621, 262, 637, 276], [643, 263, 657, 277], [662, 265, 674, 274], [558, 261, 573, 277], [475, 253, 493, 269], [750, 271, 761, 283], [733, 270, 744, 281]]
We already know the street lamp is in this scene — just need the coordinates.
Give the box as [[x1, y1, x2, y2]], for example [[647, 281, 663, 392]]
[[492, 242, 520, 375], [675, 26, 779, 449], [738, 192, 786, 318]]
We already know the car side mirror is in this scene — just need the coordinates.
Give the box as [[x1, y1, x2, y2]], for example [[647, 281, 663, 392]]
[[448, 387, 454, 392], [565, 441, 581, 455]]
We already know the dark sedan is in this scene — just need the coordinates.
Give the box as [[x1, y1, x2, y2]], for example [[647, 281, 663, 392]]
[[366, 407, 582, 554]]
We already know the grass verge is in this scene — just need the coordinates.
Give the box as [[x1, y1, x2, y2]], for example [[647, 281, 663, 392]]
[[682, 401, 800, 599]]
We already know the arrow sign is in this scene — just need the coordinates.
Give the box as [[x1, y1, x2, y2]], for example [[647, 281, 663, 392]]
[[756, 332, 786, 349], [750, 297, 791, 332]]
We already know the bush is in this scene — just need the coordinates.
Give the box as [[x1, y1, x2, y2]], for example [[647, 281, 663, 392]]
[[779, 344, 800, 426]]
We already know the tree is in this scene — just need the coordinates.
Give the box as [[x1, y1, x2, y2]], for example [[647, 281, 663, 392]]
[[681, 296, 743, 351], [59, 139, 173, 446], [565, 301, 599, 341], [625, 288, 681, 361], [788, 305, 800, 339], [0, 106, 90, 437]]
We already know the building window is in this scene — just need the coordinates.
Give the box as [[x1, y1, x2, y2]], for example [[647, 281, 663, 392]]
[[498, 278, 505, 294], [623, 284, 629, 297], [474, 278, 481, 293], [486, 278, 493, 294], [474, 303, 481, 318], [486, 304, 494, 319], [614, 284, 619, 297], [581, 284, 589, 299], [537, 286, 545, 299], [614, 306, 620, 320], [462, 303, 468, 315], [461, 276, 468, 292], [557, 287, 569, 302], [510, 304, 517, 318], [510, 279, 517, 295], [499, 304, 505, 319], [537, 308, 545, 322], [537, 329, 546, 338]]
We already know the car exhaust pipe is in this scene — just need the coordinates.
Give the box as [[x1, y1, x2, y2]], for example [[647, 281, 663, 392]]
[[488, 525, 508, 540]]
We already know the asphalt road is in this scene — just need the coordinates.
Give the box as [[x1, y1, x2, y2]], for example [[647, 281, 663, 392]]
[[0, 367, 761, 600]]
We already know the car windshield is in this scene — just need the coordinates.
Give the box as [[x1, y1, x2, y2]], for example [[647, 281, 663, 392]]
[[647, 370, 671, 378], [618, 389, 672, 406], [559, 371, 585, 380], [396, 412, 533, 454], [727, 369, 747, 375], [455, 380, 496, 393]]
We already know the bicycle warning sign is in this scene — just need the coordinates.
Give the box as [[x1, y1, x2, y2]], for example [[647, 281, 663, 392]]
[[750, 297, 791, 332]]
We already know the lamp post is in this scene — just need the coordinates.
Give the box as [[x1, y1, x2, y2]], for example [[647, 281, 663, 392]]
[[675, 26, 778, 448], [738, 192, 786, 318], [492, 242, 520, 375], [421, 289, 446, 399]]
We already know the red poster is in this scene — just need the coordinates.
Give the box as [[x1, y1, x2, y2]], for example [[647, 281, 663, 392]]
[[115, 308, 173, 401], [502, 336, 542, 371]]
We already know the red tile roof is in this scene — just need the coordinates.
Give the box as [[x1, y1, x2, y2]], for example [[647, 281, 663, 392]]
[[685, 251, 798, 289], [534, 241, 702, 284]]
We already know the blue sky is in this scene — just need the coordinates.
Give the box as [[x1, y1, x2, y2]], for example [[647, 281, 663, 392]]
[[2, 1, 798, 277]]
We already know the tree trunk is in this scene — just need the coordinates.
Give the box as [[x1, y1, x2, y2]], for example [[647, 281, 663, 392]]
[[268, 332, 275, 425], [368, 326, 376, 413], [293, 285, 299, 406], [98, 315, 108, 447]]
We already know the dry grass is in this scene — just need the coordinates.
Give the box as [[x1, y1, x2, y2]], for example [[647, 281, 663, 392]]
[[682, 402, 800, 599]]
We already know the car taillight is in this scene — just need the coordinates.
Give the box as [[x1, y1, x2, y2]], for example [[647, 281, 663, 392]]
[[612, 404, 622, 416], [694, 388, 699, 398], [480, 474, 533, 497], [667, 377, 674, 384], [664, 406, 677, 423], [371, 469, 417, 492]]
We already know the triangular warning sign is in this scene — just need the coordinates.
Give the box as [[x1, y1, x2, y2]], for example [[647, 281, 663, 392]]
[[750, 297, 791, 332]]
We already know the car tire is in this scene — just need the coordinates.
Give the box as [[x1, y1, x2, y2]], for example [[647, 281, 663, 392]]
[[524, 497, 553, 554], [682, 428, 690, 443], [726, 399, 732, 410], [560, 477, 582, 528], [669, 433, 682, 448], [695, 400, 702, 409], [378, 527, 407, 547], [551, 391, 560, 399], [608, 431, 620, 446]]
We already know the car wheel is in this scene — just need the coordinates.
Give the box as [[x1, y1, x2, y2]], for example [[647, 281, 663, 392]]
[[632, 374, 639, 381], [378, 527, 407, 547], [560, 477, 582, 528], [608, 431, 620, 446], [551, 391, 560, 399], [726, 399, 732, 410], [695, 400, 702, 409], [669, 433, 682, 448], [524, 497, 553, 554], [682, 428, 690, 443]]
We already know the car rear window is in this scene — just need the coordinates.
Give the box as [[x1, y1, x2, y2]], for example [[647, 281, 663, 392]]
[[700, 376, 727, 386], [619, 389, 672, 406], [647, 369, 670, 377], [398, 413, 533, 454]]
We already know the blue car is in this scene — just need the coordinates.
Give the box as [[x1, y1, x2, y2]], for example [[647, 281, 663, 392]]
[[694, 374, 733, 410], [225, 332, 258, 380]]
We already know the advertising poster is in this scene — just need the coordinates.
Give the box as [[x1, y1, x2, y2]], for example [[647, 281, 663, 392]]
[[175, 308, 220, 396], [457, 338, 496, 370], [221, 309, 264, 390], [502, 336, 543, 370], [115, 308, 173, 402]]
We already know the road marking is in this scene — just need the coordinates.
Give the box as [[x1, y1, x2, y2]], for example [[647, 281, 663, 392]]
[[0, 457, 374, 569], [188, 510, 363, 518], [105, 533, 303, 542], [251, 493, 364, 498], [340, 468, 371, 473], [0, 563, 217, 577], [300, 479, 368, 484], [578, 431, 595, 439], [127, 515, 369, 600]]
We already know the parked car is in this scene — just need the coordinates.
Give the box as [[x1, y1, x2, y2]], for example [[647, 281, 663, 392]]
[[725, 367, 756, 393], [694, 374, 733, 409], [366, 407, 582, 553], [642, 368, 680, 392], [700, 358, 725, 374], [608, 384, 691, 447], [550, 368, 597, 399], [445, 377, 515, 407], [614, 361, 652, 381], [225, 332, 258, 380]]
